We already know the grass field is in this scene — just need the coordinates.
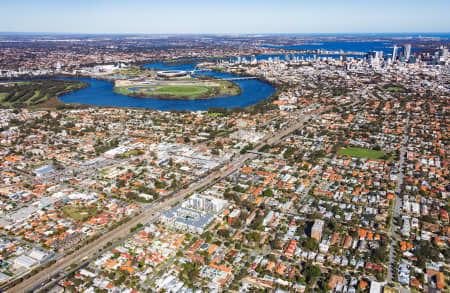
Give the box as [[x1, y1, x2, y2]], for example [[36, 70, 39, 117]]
[[206, 112, 224, 117], [115, 85, 210, 99], [383, 83, 406, 93], [114, 67, 152, 76], [62, 206, 99, 222], [152, 85, 209, 98], [383, 287, 400, 293], [338, 147, 385, 159], [122, 149, 144, 158], [385, 86, 406, 92]]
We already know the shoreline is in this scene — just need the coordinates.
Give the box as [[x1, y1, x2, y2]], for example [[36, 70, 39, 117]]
[[1, 59, 276, 111]]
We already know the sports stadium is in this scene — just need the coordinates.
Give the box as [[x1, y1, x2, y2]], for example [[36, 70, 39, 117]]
[[156, 70, 189, 78]]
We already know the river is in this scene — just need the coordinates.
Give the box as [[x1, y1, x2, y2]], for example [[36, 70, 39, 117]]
[[59, 60, 276, 111]]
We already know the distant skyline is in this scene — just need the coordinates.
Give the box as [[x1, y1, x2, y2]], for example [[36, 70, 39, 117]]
[[2, 0, 450, 34]]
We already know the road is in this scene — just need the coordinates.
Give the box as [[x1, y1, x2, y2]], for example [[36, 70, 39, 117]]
[[8, 113, 314, 293], [143, 254, 176, 289], [386, 115, 410, 292]]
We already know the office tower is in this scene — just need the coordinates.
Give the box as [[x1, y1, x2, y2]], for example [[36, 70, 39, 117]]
[[442, 47, 449, 60], [370, 51, 383, 67], [392, 45, 398, 61], [404, 44, 412, 60], [376, 51, 383, 60]]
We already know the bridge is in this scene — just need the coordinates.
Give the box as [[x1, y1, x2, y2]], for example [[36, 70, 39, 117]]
[[222, 77, 258, 81], [190, 68, 212, 74]]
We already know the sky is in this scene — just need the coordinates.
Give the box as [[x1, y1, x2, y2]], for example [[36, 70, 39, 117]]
[[1, 0, 450, 34]]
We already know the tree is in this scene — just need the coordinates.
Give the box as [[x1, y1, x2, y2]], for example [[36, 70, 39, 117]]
[[263, 188, 274, 197], [302, 238, 319, 251], [217, 229, 230, 239], [231, 218, 242, 229], [117, 179, 126, 188], [373, 246, 388, 263], [318, 278, 331, 292], [414, 241, 439, 268], [201, 231, 213, 243], [303, 263, 321, 285]]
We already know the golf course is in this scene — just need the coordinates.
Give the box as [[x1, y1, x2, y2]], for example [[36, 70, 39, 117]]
[[0, 80, 89, 108]]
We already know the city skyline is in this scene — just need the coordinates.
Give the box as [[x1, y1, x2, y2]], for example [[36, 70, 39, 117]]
[[2, 0, 450, 34]]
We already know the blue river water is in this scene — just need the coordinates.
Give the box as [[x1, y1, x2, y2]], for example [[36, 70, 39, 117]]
[[262, 41, 395, 54], [59, 61, 276, 111]]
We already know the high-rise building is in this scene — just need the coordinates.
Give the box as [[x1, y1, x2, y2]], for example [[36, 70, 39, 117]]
[[369, 51, 383, 67], [442, 47, 449, 61], [311, 219, 324, 242], [404, 44, 412, 60], [392, 45, 398, 62]]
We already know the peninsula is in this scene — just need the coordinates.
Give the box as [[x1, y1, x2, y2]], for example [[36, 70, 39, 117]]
[[113, 69, 241, 100]]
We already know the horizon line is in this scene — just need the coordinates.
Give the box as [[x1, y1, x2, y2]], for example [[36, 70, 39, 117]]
[[0, 31, 450, 36]]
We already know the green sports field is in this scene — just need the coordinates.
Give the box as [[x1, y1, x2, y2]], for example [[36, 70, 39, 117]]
[[385, 86, 406, 93], [152, 85, 210, 98], [337, 147, 385, 159], [62, 206, 99, 222]]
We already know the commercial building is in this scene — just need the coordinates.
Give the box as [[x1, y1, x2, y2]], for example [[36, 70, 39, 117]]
[[392, 45, 399, 61], [160, 206, 214, 234], [182, 194, 228, 214], [34, 165, 54, 177], [14, 254, 38, 269], [404, 44, 412, 60]]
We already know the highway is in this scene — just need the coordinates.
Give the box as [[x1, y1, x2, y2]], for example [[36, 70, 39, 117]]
[[7, 113, 314, 293]]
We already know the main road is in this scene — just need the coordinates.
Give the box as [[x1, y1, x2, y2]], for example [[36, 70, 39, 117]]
[[8, 114, 314, 293]]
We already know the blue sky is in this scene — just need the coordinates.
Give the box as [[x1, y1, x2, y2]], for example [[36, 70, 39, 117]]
[[1, 0, 449, 34]]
